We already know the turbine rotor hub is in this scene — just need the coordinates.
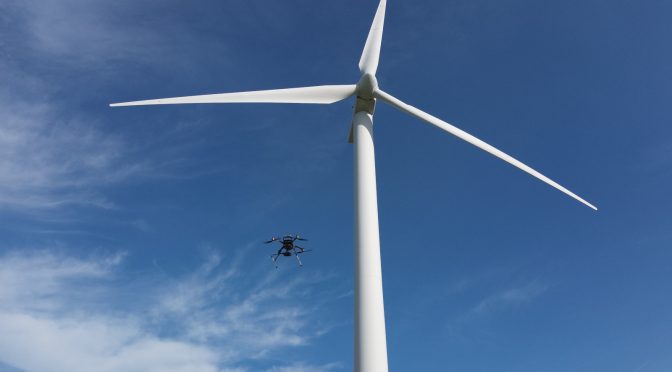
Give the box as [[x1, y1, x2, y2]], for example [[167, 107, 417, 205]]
[[355, 73, 379, 100]]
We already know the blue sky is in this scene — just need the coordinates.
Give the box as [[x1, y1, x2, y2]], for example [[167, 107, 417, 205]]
[[1, 0, 671, 371]]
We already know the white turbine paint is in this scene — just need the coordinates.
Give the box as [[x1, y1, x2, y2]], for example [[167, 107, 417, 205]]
[[111, 1, 598, 371], [374, 90, 598, 210], [359, 0, 387, 75], [353, 111, 388, 372], [110, 85, 356, 106]]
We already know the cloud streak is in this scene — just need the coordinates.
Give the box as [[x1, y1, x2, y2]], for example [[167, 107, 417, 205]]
[[0, 0, 214, 214], [0, 90, 141, 211], [0, 0, 149, 213], [471, 282, 548, 315]]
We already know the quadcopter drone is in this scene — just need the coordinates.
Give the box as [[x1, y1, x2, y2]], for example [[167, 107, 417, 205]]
[[265, 234, 311, 268]]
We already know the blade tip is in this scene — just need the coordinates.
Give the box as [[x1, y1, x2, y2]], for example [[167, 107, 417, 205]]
[[583, 201, 598, 211]]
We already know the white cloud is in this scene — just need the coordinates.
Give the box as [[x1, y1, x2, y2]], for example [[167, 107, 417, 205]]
[[0, 250, 218, 372], [471, 282, 548, 315], [0, 93, 140, 211], [0, 0, 326, 216], [0, 312, 219, 372], [0, 249, 339, 372], [151, 248, 330, 361], [264, 362, 342, 372], [0, 0, 192, 213], [6, 0, 168, 66], [443, 280, 550, 344], [0, 250, 123, 312], [0, 12, 148, 212]]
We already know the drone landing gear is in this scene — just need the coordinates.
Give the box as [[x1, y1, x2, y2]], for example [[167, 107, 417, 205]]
[[270, 248, 283, 269], [269, 251, 304, 268]]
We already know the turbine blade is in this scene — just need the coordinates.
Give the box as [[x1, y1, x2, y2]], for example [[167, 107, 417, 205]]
[[375, 90, 597, 210], [110, 85, 357, 107], [358, 0, 387, 75]]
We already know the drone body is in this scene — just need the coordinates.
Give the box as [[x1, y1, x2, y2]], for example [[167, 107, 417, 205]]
[[265, 234, 310, 268]]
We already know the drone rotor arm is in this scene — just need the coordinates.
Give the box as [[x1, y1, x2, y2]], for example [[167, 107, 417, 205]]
[[294, 245, 310, 252]]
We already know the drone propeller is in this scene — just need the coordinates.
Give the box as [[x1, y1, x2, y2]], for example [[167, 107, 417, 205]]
[[264, 237, 277, 244], [295, 236, 308, 241], [294, 245, 312, 253]]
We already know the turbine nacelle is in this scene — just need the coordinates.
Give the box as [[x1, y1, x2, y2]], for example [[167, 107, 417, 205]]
[[353, 73, 378, 118]]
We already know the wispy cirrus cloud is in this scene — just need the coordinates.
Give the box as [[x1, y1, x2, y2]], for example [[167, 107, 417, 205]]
[[0, 249, 124, 312], [471, 281, 548, 315], [0, 0, 337, 217], [151, 248, 333, 360], [443, 277, 550, 344], [0, 0, 148, 212], [2, 0, 197, 66], [0, 0, 224, 214], [0, 249, 218, 372], [0, 91, 142, 211], [264, 362, 342, 372], [0, 312, 220, 372], [0, 249, 341, 372]]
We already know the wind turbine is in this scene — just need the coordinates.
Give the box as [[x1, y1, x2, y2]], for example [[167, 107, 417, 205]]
[[111, 0, 597, 370]]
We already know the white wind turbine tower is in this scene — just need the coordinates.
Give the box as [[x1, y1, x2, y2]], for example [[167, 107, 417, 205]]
[[111, 0, 597, 370]]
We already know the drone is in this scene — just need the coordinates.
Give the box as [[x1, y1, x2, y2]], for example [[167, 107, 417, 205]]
[[265, 234, 311, 268]]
